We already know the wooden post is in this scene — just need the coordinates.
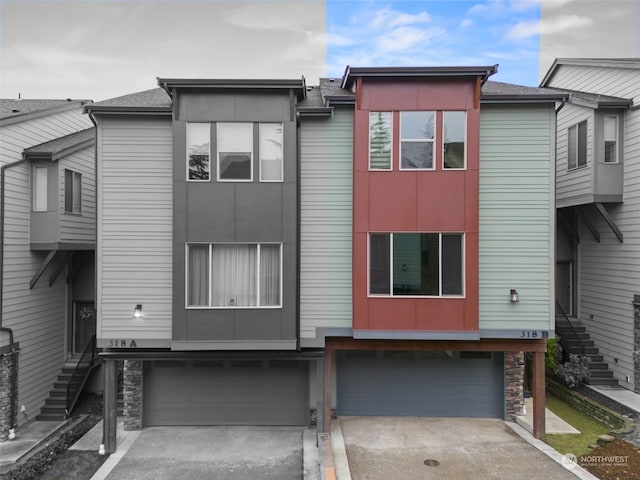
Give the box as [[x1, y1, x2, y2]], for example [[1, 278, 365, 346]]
[[532, 350, 546, 439], [316, 358, 325, 433], [324, 348, 332, 433], [103, 359, 117, 453]]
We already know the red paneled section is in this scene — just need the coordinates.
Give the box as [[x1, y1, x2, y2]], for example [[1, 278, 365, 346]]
[[352, 75, 481, 334]]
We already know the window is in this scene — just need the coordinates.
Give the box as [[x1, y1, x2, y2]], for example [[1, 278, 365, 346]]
[[567, 121, 587, 169], [33, 166, 48, 212], [187, 243, 281, 308], [400, 111, 434, 170], [259, 123, 283, 181], [603, 116, 618, 163], [443, 111, 466, 169], [64, 169, 82, 214], [187, 123, 210, 181], [369, 112, 392, 170], [368, 233, 464, 296], [217, 123, 253, 181]]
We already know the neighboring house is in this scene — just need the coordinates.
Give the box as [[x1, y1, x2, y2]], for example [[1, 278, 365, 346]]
[[0, 99, 96, 440], [87, 67, 566, 452], [541, 58, 640, 392]]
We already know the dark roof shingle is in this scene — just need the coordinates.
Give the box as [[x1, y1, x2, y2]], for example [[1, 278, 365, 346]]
[[0, 99, 91, 121], [85, 88, 171, 112], [23, 128, 95, 160]]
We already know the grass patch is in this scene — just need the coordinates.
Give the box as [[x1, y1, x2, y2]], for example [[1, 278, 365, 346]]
[[545, 393, 610, 457], [38, 450, 106, 480]]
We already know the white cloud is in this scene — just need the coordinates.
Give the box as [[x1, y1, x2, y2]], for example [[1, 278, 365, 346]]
[[506, 14, 593, 39], [460, 18, 473, 28], [369, 9, 431, 29]]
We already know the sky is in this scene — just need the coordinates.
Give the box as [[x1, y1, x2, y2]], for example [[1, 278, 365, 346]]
[[1, 0, 639, 102]]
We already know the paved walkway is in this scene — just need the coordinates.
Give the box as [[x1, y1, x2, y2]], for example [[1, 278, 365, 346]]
[[515, 397, 580, 434]]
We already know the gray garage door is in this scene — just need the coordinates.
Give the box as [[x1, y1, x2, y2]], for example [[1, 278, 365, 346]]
[[144, 359, 308, 426], [337, 351, 504, 418]]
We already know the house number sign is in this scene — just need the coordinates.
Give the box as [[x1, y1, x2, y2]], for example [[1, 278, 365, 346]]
[[519, 330, 549, 339], [107, 339, 138, 348]]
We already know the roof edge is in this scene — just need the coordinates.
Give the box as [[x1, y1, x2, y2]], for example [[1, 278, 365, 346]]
[[341, 65, 498, 89], [157, 77, 307, 100], [0, 100, 92, 127], [541, 57, 640, 86]]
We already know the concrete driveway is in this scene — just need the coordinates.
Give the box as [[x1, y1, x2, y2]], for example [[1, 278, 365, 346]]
[[101, 426, 305, 480], [338, 417, 582, 480]]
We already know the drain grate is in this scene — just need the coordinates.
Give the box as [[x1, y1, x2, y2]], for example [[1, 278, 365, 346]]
[[424, 459, 440, 467]]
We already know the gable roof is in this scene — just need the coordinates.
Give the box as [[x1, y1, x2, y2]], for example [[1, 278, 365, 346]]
[[540, 58, 640, 87], [84, 88, 172, 115], [23, 128, 95, 161], [0, 99, 92, 126]]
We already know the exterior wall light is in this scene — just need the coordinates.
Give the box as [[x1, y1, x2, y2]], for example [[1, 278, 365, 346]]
[[510, 289, 519, 303], [133, 304, 143, 318]]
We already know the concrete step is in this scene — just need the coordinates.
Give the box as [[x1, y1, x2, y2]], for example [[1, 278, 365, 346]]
[[589, 369, 614, 379], [588, 377, 619, 387]]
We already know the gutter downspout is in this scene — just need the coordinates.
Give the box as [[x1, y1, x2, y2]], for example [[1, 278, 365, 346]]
[[1, 157, 27, 439]]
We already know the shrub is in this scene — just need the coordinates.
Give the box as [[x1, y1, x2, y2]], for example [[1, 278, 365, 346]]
[[556, 353, 590, 388], [545, 338, 558, 372]]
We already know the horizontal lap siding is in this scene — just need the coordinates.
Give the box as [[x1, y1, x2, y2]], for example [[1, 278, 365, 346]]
[[550, 64, 640, 104], [556, 104, 593, 206], [299, 109, 353, 340], [1, 108, 91, 426], [59, 147, 96, 243], [479, 105, 555, 331], [98, 117, 173, 340]]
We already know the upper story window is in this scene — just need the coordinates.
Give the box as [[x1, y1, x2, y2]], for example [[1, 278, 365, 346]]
[[369, 232, 464, 297], [217, 123, 253, 181], [187, 123, 210, 181], [567, 120, 587, 170], [64, 169, 82, 214], [32, 165, 49, 212], [187, 243, 282, 308], [443, 111, 466, 169], [603, 115, 618, 163], [400, 111, 435, 170], [259, 123, 283, 181], [369, 112, 392, 170]]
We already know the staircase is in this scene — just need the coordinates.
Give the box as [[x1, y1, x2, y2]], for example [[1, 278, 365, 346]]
[[555, 316, 619, 387], [36, 360, 84, 421]]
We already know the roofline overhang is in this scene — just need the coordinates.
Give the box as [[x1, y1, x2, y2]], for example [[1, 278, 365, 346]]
[[297, 107, 334, 118], [1, 100, 92, 127], [341, 65, 499, 89], [540, 57, 640, 86], [83, 105, 172, 116], [157, 77, 307, 100], [480, 93, 570, 104], [325, 95, 356, 107], [23, 137, 95, 162]]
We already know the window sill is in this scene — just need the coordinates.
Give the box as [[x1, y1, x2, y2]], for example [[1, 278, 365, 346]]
[[186, 305, 283, 310], [367, 295, 466, 299]]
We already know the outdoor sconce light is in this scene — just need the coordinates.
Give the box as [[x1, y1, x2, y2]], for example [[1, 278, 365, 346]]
[[510, 289, 519, 303], [133, 304, 143, 318]]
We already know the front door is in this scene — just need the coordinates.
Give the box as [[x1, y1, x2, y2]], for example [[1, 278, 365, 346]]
[[73, 301, 96, 354], [555, 261, 573, 316]]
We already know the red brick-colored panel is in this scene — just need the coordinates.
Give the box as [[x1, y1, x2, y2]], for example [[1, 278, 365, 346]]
[[352, 232, 369, 330], [416, 172, 466, 231], [353, 171, 370, 233], [415, 298, 466, 330], [362, 79, 475, 111], [368, 298, 416, 330], [368, 173, 417, 232]]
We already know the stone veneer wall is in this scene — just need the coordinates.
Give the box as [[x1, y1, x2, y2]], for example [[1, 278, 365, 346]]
[[504, 351, 524, 421], [0, 349, 18, 441], [634, 295, 640, 394], [123, 359, 143, 430]]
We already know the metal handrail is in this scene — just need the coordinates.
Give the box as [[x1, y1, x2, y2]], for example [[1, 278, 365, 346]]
[[66, 335, 97, 416], [555, 300, 585, 360]]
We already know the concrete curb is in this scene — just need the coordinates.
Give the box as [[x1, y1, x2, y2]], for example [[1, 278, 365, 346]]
[[505, 421, 601, 480], [89, 428, 141, 480], [330, 419, 351, 480], [303, 428, 320, 480]]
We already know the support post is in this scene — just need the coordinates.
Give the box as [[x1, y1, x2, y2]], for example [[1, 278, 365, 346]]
[[324, 348, 332, 433], [532, 350, 545, 439], [103, 358, 118, 453], [316, 358, 325, 433]]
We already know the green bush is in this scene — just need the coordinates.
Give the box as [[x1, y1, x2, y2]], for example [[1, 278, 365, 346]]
[[556, 353, 590, 388], [545, 338, 557, 372]]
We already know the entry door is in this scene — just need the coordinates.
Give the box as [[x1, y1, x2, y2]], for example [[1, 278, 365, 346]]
[[555, 261, 573, 316], [73, 301, 96, 354]]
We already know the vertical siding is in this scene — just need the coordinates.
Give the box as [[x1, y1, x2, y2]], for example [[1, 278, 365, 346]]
[[555, 104, 594, 206], [0, 107, 91, 426], [478, 104, 555, 331], [97, 115, 173, 341], [59, 146, 96, 243], [299, 108, 353, 341]]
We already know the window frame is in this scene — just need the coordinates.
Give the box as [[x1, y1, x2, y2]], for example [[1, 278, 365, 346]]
[[186, 122, 211, 182], [216, 122, 254, 182], [259, 122, 284, 182], [399, 111, 436, 171], [567, 120, 587, 170], [32, 165, 49, 212], [64, 169, 82, 214], [185, 242, 283, 309], [367, 232, 465, 298], [603, 115, 618, 164], [442, 111, 467, 170], [368, 111, 393, 171]]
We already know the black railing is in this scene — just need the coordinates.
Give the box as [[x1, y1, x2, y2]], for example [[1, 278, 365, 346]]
[[66, 335, 96, 416], [555, 300, 585, 362]]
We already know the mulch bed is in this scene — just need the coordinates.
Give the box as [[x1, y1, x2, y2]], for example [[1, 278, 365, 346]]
[[579, 439, 640, 480]]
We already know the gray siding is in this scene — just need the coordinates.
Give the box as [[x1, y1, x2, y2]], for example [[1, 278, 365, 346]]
[[0, 108, 91, 426], [299, 108, 353, 345], [478, 104, 556, 332], [97, 115, 173, 345], [548, 64, 640, 104], [59, 146, 96, 244]]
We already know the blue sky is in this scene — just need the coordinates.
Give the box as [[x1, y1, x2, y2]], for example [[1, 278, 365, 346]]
[[326, 1, 541, 86]]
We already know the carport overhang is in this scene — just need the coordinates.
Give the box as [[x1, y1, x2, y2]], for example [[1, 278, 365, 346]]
[[323, 337, 547, 439]]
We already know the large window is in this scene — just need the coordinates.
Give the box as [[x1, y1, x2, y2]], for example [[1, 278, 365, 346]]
[[64, 169, 82, 214], [400, 111, 435, 170], [259, 123, 283, 181], [443, 111, 466, 169], [187, 123, 210, 181], [32, 166, 48, 212], [603, 116, 618, 163], [369, 112, 392, 170], [369, 233, 463, 296], [187, 243, 281, 308], [567, 120, 587, 169], [217, 123, 253, 181]]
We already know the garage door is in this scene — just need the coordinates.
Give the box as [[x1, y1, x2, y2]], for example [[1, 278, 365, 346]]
[[337, 351, 504, 418], [144, 359, 308, 426]]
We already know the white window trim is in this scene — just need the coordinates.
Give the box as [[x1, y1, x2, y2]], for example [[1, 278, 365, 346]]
[[185, 242, 283, 309], [367, 232, 465, 298], [64, 169, 82, 214], [399, 111, 436, 171], [442, 111, 467, 170], [186, 122, 211, 183], [259, 122, 284, 182], [216, 122, 254, 183], [567, 120, 587, 171], [368, 111, 393, 171], [32, 165, 48, 212], [603, 115, 619, 164]]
